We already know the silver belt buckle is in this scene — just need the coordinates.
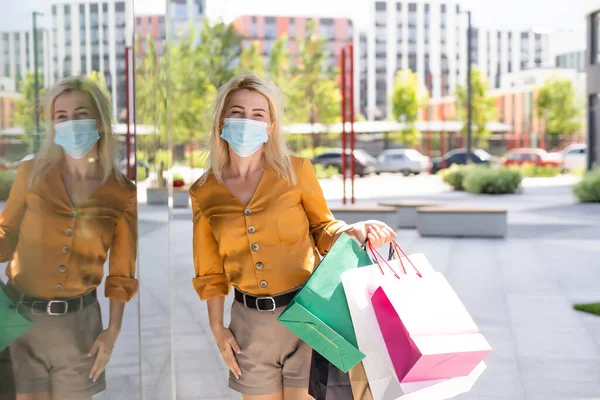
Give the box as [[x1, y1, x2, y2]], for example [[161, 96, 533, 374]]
[[46, 300, 69, 315], [255, 296, 276, 312]]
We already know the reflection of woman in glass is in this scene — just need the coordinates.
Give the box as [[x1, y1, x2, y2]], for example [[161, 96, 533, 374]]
[[0, 76, 138, 400], [190, 73, 396, 399]]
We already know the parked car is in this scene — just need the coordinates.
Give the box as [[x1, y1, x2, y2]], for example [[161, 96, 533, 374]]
[[500, 148, 563, 168], [560, 143, 587, 171], [375, 149, 431, 176], [311, 148, 376, 177], [431, 148, 494, 174], [2, 154, 35, 170]]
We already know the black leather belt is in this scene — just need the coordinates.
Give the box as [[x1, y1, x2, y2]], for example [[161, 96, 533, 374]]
[[5, 283, 97, 316], [234, 289, 298, 312]]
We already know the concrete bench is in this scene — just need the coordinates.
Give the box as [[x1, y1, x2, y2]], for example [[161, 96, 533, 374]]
[[173, 189, 190, 208], [378, 199, 443, 229], [330, 204, 397, 227], [416, 205, 508, 238]]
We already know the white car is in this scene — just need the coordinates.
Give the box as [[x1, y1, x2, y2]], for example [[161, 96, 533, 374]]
[[375, 149, 431, 176], [560, 144, 587, 171]]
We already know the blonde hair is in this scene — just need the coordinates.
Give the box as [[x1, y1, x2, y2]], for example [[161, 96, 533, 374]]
[[200, 72, 295, 185], [30, 75, 124, 186]]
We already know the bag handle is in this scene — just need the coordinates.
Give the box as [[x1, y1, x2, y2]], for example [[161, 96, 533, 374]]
[[388, 240, 422, 277], [362, 240, 401, 278]]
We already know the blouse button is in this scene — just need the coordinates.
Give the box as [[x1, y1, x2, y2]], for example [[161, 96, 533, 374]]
[[56, 283, 63, 292], [66, 228, 73, 237], [259, 280, 268, 288], [58, 265, 66, 273], [62, 246, 70, 254], [251, 243, 259, 252], [248, 225, 256, 234], [69, 210, 77, 218], [255, 262, 264, 270], [244, 208, 252, 216]]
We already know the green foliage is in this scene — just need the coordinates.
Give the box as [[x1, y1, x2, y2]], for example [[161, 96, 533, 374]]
[[463, 167, 522, 194], [573, 169, 600, 203], [313, 164, 339, 179], [198, 20, 243, 88], [296, 146, 329, 159], [0, 170, 16, 201], [136, 165, 148, 181], [441, 164, 474, 191], [390, 69, 428, 137], [238, 41, 265, 76], [573, 303, 600, 316], [89, 70, 112, 106], [536, 77, 582, 138], [506, 163, 561, 178], [289, 20, 341, 125], [13, 72, 47, 152], [455, 68, 497, 146]]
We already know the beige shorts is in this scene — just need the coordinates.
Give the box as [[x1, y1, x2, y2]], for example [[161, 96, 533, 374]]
[[228, 301, 312, 395], [9, 301, 105, 398]]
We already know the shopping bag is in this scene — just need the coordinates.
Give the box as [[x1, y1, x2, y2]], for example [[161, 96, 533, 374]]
[[278, 233, 372, 372], [343, 242, 487, 399], [0, 281, 32, 353], [371, 249, 491, 383], [308, 350, 374, 400]]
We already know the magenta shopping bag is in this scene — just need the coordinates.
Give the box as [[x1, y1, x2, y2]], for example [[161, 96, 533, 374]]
[[370, 244, 491, 384]]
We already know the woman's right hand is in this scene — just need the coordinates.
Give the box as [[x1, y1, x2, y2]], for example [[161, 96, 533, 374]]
[[212, 326, 242, 379]]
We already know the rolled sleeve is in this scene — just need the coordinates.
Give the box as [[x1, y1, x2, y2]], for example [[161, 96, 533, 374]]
[[106, 189, 139, 302], [300, 159, 347, 256], [190, 186, 229, 301]]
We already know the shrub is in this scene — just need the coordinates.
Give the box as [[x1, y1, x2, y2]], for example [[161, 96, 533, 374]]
[[0, 170, 16, 201], [463, 167, 522, 194], [136, 165, 148, 181], [507, 163, 561, 178], [314, 164, 338, 179], [573, 169, 600, 203], [441, 164, 476, 191]]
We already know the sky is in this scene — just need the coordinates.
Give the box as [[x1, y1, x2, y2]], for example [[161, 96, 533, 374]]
[[1, 0, 597, 33]]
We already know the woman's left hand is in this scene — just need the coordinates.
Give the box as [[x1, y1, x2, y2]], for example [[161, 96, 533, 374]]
[[88, 326, 120, 382], [349, 220, 397, 248]]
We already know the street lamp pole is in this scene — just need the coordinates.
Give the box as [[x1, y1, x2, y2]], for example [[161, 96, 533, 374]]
[[32, 11, 43, 154], [466, 10, 472, 164]]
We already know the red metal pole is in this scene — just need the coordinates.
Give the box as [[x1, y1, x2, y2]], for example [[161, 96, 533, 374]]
[[340, 47, 347, 205], [125, 46, 131, 179], [349, 44, 355, 204]]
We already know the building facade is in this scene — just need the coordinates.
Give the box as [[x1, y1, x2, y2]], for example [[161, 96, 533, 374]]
[[362, 0, 551, 120], [168, 0, 205, 38], [556, 50, 586, 73], [0, 29, 50, 92], [135, 15, 167, 57], [586, 9, 600, 169], [50, 0, 132, 119]]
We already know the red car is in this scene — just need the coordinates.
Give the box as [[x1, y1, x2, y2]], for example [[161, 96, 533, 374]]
[[501, 148, 563, 167]]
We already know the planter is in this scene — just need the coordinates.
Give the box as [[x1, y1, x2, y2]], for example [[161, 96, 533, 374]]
[[146, 187, 168, 205], [173, 188, 190, 208]]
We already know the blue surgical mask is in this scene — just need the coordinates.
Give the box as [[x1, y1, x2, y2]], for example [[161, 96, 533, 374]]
[[221, 118, 269, 157], [54, 119, 101, 159]]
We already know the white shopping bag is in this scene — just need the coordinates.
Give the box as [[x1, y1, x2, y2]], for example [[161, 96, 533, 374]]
[[341, 248, 487, 400]]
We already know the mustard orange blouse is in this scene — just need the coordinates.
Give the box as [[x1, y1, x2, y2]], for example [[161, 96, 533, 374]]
[[189, 156, 347, 301], [0, 160, 138, 302]]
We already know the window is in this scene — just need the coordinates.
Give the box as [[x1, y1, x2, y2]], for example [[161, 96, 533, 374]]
[[375, 1, 386, 11], [193, 0, 203, 17], [264, 17, 277, 39], [90, 4, 98, 26], [65, 5, 71, 28], [173, 1, 186, 19], [250, 17, 257, 37], [289, 18, 295, 37]]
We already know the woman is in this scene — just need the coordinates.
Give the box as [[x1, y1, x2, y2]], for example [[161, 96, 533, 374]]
[[190, 73, 396, 400], [0, 76, 138, 400]]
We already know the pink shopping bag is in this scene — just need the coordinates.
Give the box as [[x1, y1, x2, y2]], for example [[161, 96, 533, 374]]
[[370, 242, 491, 384]]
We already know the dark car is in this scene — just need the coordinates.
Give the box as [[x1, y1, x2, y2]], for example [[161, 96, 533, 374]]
[[431, 148, 495, 174], [312, 148, 376, 177]]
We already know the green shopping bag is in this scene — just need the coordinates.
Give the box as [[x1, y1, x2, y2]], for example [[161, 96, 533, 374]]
[[278, 233, 372, 372], [0, 281, 32, 352]]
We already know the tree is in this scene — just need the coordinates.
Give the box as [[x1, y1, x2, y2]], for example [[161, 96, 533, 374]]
[[89, 70, 111, 106], [197, 20, 242, 88], [390, 69, 428, 146], [289, 19, 341, 148], [237, 41, 265, 76], [455, 67, 496, 146], [13, 72, 46, 153], [170, 31, 216, 168], [536, 77, 582, 147]]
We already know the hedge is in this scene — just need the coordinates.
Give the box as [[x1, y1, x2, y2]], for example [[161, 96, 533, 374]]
[[573, 169, 600, 203], [463, 167, 523, 195]]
